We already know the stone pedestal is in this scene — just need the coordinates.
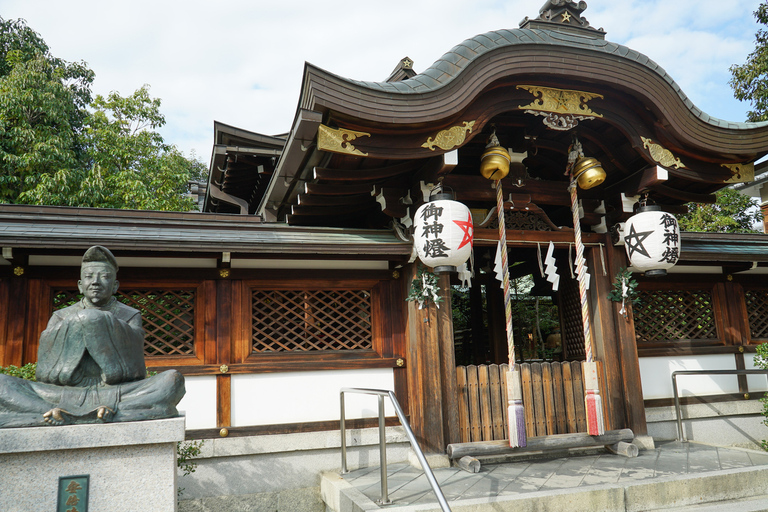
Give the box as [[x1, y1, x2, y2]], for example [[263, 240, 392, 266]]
[[0, 416, 185, 512]]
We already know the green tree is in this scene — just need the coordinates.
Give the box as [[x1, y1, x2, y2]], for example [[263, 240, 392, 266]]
[[23, 86, 198, 211], [0, 17, 94, 203], [730, 1, 768, 122], [679, 188, 762, 233], [1, 17, 202, 211]]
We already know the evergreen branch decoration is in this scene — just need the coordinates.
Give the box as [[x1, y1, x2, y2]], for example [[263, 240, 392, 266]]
[[608, 267, 639, 319], [406, 265, 443, 309]]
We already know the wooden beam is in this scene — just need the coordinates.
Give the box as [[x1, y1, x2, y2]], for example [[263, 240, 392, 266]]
[[313, 160, 422, 182], [290, 203, 376, 217], [296, 193, 372, 207], [442, 175, 571, 206], [606, 165, 668, 197], [473, 229, 601, 247], [446, 429, 635, 459], [652, 184, 717, 204]]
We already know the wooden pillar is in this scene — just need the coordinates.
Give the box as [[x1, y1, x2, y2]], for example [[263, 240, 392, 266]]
[[216, 278, 232, 429], [588, 241, 648, 435], [469, 277, 485, 364], [437, 274, 460, 445], [2, 273, 28, 367], [405, 263, 447, 453], [486, 279, 506, 364]]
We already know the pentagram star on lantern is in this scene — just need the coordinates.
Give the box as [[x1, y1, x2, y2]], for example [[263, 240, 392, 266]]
[[561, 11, 572, 22], [454, 212, 474, 250], [624, 224, 654, 259]]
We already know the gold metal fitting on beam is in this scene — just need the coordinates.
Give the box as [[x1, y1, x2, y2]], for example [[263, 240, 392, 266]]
[[220, 428, 229, 437], [220, 364, 229, 374]]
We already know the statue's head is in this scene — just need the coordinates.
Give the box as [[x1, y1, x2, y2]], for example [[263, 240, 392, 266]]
[[78, 246, 119, 307]]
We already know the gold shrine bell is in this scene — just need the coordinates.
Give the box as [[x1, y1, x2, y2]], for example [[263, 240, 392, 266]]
[[480, 136, 511, 180], [571, 156, 606, 190]]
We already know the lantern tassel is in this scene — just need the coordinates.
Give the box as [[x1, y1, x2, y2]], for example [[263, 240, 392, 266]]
[[583, 361, 605, 436], [506, 368, 527, 448]]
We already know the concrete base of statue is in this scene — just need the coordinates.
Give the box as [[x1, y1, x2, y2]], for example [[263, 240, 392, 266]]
[[0, 416, 185, 512]]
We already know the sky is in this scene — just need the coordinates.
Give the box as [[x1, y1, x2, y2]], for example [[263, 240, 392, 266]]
[[2, 0, 764, 164]]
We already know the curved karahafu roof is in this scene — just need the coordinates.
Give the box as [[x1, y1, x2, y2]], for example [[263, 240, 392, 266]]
[[259, 0, 768, 229]]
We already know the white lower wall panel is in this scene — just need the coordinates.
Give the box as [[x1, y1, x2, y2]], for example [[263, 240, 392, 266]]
[[639, 355, 739, 399], [177, 375, 217, 430], [745, 355, 768, 392], [230, 369, 396, 427]]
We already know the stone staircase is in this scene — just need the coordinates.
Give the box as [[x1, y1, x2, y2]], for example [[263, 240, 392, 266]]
[[321, 442, 768, 512]]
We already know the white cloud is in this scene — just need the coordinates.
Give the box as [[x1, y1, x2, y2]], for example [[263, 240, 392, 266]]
[[3, 0, 762, 160]]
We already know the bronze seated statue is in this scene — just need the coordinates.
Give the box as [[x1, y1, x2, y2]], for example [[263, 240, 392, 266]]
[[0, 246, 185, 427]]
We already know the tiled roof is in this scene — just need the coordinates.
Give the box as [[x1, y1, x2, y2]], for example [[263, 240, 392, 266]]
[[342, 27, 766, 131], [0, 205, 411, 256]]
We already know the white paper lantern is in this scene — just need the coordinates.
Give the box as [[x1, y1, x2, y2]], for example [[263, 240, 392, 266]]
[[623, 205, 680, 277], [413, 194, 473, 273]]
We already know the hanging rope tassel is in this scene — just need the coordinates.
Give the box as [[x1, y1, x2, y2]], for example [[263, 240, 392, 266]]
[[583, 361, 606, 436], [495, 179, 527, 448]]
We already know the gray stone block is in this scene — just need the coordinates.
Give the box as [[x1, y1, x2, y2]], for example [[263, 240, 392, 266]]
[[0, 418, 184, 512]]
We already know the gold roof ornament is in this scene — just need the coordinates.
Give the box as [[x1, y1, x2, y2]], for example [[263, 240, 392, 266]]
[[422, 121, 475, 151], [641, 137, 685, 169], [317, 125, 370, 156]]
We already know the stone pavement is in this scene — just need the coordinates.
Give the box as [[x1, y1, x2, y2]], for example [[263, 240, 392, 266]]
[[322, 441, 768, 511]]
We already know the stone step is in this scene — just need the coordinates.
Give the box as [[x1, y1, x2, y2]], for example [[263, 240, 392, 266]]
[[656, 495, 768, 512], [321, 462, 768, 512]]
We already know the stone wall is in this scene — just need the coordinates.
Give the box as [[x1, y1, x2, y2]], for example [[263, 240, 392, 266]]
[[178, 426, 410, 512]]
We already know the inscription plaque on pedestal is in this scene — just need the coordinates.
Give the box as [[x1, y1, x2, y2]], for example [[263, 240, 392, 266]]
[[57, 475, 89, 512]]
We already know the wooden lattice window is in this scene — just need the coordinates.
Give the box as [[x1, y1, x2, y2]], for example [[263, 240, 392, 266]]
[[634, 289, 718, 344], [559, 276, 585, 360], [52, 288, 196, 357], [745, 289, 768, 340], [251, 289, 372, 353]]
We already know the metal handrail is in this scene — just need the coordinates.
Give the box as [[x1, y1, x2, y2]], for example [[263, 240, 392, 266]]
[[672, 369, 768, 442], [340, 387, 451, 511]]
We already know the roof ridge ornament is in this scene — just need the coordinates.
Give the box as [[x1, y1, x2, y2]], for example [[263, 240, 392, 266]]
[[520, 0, 606, 38], [386, 56, 417, 82]]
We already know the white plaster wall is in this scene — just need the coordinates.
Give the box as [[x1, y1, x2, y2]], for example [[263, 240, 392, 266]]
[[230, 369, 396, 427], [745, 355, 768, 392], [639, 355, 739, 399], [177, 375, 217, 429]]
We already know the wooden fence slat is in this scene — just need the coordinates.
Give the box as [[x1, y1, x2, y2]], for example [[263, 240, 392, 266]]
[[551, 362, 566, 434], [456, 366, 470, 443], [571, 361, 587, 433], [531, 363, 547, 436], [457, 360, 596, 441], [542, 362, 556, 435], [520, 363, 535, 437], [466, 365, 482, 442], [560, 361, 578, 433], [501, 363, 510, 438], [478, 365, 493, 441], [488, 364, 505, 441]]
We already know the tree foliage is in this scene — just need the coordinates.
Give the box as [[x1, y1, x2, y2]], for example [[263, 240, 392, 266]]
[[679, 188, 762, 233], [730, 1, 768, 122], [0, 17, 202, 211]]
